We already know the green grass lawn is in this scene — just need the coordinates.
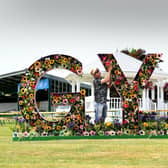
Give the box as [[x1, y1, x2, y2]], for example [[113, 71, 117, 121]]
[[0, 125, 168, 168]]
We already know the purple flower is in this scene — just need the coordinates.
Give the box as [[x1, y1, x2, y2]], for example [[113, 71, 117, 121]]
[[68, 122, 74, 128], [104, 131, 110, 136]]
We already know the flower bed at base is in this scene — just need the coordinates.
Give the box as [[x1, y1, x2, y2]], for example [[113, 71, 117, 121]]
[[11, 113, 168, 141]]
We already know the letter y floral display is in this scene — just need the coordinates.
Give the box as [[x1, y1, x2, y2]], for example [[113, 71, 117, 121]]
[[98, 53, 162, 128]]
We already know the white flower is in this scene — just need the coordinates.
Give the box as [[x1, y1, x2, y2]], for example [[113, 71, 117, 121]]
[[45, 58, 50, 60], [41, 131, 48, 136], [109, 130, 116, 136], [139, 130, 145, 135], [166, 130, 168, 135], [35, 67, 42, 73]]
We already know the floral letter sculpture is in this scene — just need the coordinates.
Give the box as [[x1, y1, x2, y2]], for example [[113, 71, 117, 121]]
[[98, 53, 161, 127], [19, 54, 85, 135]]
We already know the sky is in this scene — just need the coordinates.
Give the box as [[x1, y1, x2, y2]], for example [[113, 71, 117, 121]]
[[0, 0, 168, 77]]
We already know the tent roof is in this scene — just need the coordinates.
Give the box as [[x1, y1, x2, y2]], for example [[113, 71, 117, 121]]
[[0, 69, 68, 94]]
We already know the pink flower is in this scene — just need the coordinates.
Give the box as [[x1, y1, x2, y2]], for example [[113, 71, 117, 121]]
[[90, 130, 96, 136], [63, 99, 68, 104], [102, 56, 107, 61], [83, 131, 89, 136]]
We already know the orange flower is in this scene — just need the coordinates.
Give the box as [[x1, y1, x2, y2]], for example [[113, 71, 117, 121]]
[[165, 124, 168, 128], [130, 94, 136, 99], [44, 60, 50, 65], [143, 122, 149, 127], [105, 122, 112, 127], [65, 117, 71, 122], [139, 71, 143, 77], [28, 106, 34, 112], [47, 126, 52, 131], [26, 115, 30, 120], [22, 76, 27, 82], [80, 89, 86, 96], [34, 61, 41, 68], [56, 125, 62, 131], [146, 55, 151, 60], [19, 100, 23, 105]]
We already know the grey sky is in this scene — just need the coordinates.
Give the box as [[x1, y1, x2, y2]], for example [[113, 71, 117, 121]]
[[0, 0, 168, 76]]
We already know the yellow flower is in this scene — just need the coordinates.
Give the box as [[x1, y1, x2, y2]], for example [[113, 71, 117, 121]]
[[50, 59, 55, 64], [165, 124, 168, 128], [20, 88, 26, 94], [75, 65, 80, 71], [63, 57, 68, 63], [29, 93, 34, 99]]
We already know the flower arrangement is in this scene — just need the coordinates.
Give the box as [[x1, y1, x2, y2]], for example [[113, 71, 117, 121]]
[[98, 52, 162, 127], [16, 52, 166, 138], [18, 55, 83, 134], [12, 114, 168, 138], [50, 92, 85, 135], [121, 48, 146, 61]]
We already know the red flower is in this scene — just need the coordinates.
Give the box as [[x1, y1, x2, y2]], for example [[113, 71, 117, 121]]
[[30, 121, 35, 126], [123, 104, 129, 108], [133, 85, 138, 91], [105, 62, 111, 67], [115, 80, 121, 85], [69, 98, 75, 104], [123, 120, 129, 124]]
